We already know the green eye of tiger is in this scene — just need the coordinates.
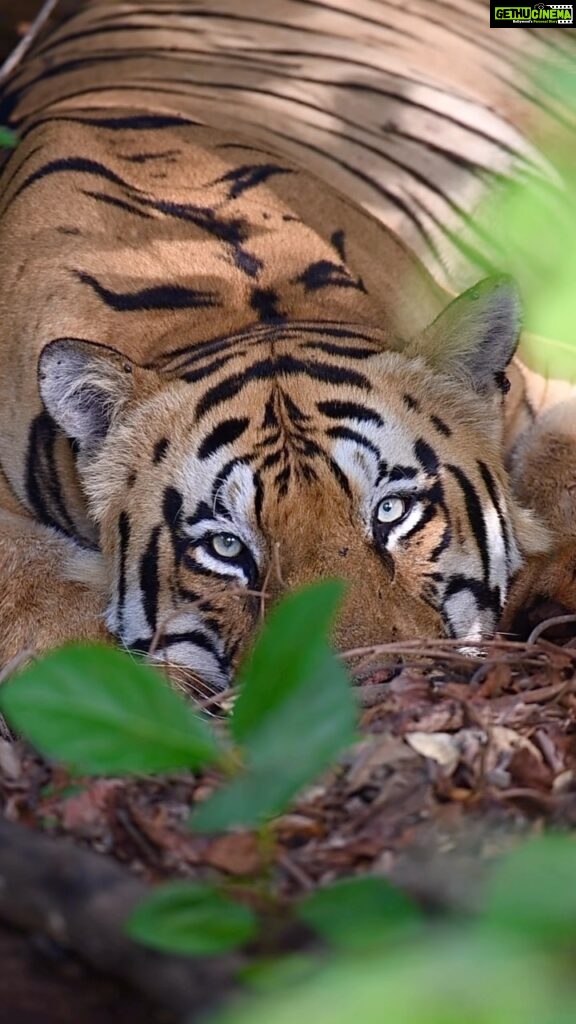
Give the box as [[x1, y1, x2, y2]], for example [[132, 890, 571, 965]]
[[210, 533, 244, 559], [376, 496, 408, 525]]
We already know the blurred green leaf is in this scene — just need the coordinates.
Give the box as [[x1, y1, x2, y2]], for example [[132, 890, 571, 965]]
[[0, 644, 222, 774], [297, 876, 421, 950], [480, 835, 576, 946], [193, 648, 356, 831], [466, 62, 576, 379], [239, 953, 319, 992], [0, 125, 18, 149], [231, 579, 345, 743], [128, 881, 257, 955], [476, 170, 576, 375], [212, 936, 565, 1024], [193, 581, 355, 830]]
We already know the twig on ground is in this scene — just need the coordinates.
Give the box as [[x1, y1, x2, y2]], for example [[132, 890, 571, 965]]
[[490, 679, 576, 709], [527, 614, 576, 645], [278, 852, 315, 891]]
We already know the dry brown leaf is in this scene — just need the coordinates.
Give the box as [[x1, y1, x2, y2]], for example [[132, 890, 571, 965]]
[[553, 770, 576, 793], [272, 814, 325, 840], [405, 732, 460, 775], [401, 702, 466, 735], [203, 832, 263, 875], [507, 746, 553, 791], [59, 780, 122, 836], [0, 739, 21, 781], [346, 735, 416, 790], [487, 726, 543, 766]]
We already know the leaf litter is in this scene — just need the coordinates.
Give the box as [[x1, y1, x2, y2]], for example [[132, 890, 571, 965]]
[[2, 622, 576, 908]]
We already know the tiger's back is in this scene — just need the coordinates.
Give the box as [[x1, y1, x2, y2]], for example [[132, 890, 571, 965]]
[[2, 0, 573, 288]]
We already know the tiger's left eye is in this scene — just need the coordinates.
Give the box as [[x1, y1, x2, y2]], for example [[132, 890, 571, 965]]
[[376, 496, 409, 525], [210, 533, 245, 559]]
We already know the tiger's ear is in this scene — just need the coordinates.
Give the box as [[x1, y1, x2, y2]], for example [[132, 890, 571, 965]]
[[407, 275, 522, 393], [39, 338, 136, 451]]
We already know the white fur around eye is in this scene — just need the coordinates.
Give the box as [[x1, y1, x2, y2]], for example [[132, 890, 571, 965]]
[[376, 496, 408, 525]]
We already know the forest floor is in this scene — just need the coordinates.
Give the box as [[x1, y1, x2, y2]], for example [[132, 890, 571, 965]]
[[3, 628, 576, 1023], [0, 3, 575, 1023]]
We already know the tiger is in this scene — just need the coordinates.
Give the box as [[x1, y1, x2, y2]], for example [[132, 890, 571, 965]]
[[0, 0, 572, 685]]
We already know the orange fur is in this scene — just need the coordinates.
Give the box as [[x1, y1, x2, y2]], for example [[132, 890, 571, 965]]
[[0, 1, 572, 673], [0, 471, 108, 663]]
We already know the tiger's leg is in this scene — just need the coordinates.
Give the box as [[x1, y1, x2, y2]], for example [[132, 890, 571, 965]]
[[0, 474, 109, 668]]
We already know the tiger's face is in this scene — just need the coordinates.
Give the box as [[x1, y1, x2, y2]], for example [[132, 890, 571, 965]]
[[39, 278, 547, 688]]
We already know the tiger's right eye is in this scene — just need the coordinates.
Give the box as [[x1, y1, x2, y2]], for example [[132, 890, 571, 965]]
[[376, 496, 409, 525], [209, 533, 245, 559]]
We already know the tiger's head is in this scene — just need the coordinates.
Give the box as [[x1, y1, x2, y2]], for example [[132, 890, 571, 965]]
[[39, 276, 548, 688]]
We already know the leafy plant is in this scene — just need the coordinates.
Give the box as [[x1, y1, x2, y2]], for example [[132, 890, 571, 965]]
[[297, 875, 420, 951], [193, 581, 356, 831], [213, 835, 576, 1024], [0, 644, 222, 774], [480, 834, 576, 948], [127, 882, 258, 955], [0, 579, 363, 957], [3, 581, 576, 1024], [213, 935, 568, 1024]]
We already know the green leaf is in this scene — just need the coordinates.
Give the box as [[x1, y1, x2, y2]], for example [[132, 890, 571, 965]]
[[240, 953, 319, 992], [193, 582, 356, 831], [0, 644, 221, 774], [231, 579, 345, 743], [192, 650, 356, 830], [475, 170, 576, 374], [213, 936, 563, 1024], [463, 63, 576, 379], [480, 835, 576, 946], [127, 881, 257, 955], [297, 876, 421, 950], [0, 125, 18, 149], [520, 329, 576, 384]]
